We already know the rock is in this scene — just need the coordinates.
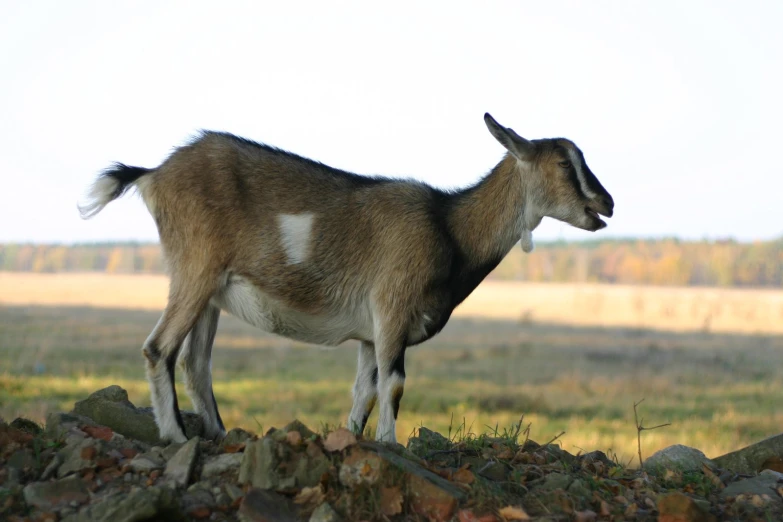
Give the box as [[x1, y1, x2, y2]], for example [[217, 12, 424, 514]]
[[339, 448, 384, 487], [477, 461, 508, 481], [309, 502, 341, 522], [23, 475, 89, 510], [57, 438, 100, 478], [534, 472, 573, 491], [7, 449, 36, 472], [579, 450, 614, 468], [657, 491, 716, 522], [720, 469, 783, 499], [539, 444, 576, 465], [323, 428, 357, 452], [61, 486, 181, 522], [282, 419, 316, 439], [238, 488, 300, 522], [201, 452, 243, 478], [224, 483, 245, 502], [645, 444, 715, 474], [45, 412, 96, 439], [163, 436, 200, 487], [714, 432, 783, 474], [10, 417, 43, 435], [340, 441, 465, 520], [182, 487, 216, 513], [240, 436, 279, 489], [407, 426, 451, 458], [129, 452, 166, 473], [567, 478, 592, 499], [71, 385, 202, 444], [409, 473, 459, 521], [222, 427, 255, 448], [240, 436, 330, 491]]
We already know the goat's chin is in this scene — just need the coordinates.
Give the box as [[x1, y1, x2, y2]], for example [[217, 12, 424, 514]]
[[560, 214, 606, 232]]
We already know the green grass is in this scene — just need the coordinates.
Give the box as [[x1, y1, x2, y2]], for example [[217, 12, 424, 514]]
[[2, 304, 783, 465]]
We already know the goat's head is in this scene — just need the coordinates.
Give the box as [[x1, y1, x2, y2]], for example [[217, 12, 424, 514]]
[[484, 113, 614, 251]]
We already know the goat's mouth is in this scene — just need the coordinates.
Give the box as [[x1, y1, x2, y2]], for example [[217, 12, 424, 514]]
[[584, 207, 608, 231]]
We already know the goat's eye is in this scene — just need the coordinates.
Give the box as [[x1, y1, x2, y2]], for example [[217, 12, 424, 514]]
[[558, 160, 571, 169]]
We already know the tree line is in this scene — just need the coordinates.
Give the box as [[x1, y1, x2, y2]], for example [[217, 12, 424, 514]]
[[1, 238, 782, 288]]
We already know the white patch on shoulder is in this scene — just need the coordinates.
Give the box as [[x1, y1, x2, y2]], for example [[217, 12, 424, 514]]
[[568, 148, 597, 199], [277, 213, 314, 265]]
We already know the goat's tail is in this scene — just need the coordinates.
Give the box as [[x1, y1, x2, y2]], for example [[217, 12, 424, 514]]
[[78, 163, 154, 219]]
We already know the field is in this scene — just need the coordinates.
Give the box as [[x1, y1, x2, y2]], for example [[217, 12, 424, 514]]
[[2, 273, 783, 466]]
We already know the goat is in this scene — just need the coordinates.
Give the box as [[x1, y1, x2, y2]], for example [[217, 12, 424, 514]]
[[78, 113, 614, 444]]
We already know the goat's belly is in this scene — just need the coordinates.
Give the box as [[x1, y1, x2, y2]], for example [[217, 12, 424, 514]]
[[211, 277, 372, 346]]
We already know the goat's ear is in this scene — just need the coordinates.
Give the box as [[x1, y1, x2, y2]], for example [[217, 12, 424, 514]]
[[484, 113, 535, 161]]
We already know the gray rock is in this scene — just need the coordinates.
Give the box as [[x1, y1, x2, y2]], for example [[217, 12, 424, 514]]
[[41, 453, 62, 480], [239, 437, 277, 488], [182, 487, 215, 511], [721, 469, 783, 499], [45, 412, 95, 439], [478, 461, 508, 481], [567, 478, 592, 499], [57, 438, 100, 478], [644, 444, 715, 474], [23, 475, 89, 510], [163, 436, 200, 487], [129, 452, 166, 473], [224, 483, 245, 502], [160, 442, 184, 461], [71, 385, 202, 444], [407, 426, 451, 458], [714, 432, 783, 474], [222, 426, 255, 447], [7, 449, 36, 471], [310, 502, 341, 522], [239, 488, 299, 522], [240, 435, 329, 490], [534, 472, 573, 491], [202, 452, 243, 478], [61, 486, 181, 522]]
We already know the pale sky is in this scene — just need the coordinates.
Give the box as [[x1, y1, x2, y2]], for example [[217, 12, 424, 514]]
[[1, 1, 781, 244]]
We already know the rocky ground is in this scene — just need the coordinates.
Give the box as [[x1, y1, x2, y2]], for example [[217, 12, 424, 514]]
[[2, 386, 783, 521]]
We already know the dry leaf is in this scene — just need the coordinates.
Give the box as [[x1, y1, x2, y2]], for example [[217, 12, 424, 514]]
[[380, 486, 403, 516], [293, 485, 325, 506], [701, 462, 724, 489], [599, 500, 611, 516], [613, 495, 628, 505], [323, 428, 357, 452], [777, 486, 783, 498], [453, 468, 476, 485], [498, 505, 530, 521], [496, 447, 515, 460], [224, 443, 245, 454], [624, 503, 638, 516]]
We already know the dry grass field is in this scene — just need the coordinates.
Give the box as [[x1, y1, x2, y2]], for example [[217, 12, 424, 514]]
[[2, 272, 783, 466]]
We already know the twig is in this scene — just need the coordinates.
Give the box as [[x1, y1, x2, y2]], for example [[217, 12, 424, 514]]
[[634, 398, 671, 469], [542, 430, 566, 448]]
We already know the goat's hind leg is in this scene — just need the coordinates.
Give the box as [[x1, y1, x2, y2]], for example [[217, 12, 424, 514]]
[[178, 304, 225, 440], [143, 278, 218, 443], [348, 341, 378, 436]]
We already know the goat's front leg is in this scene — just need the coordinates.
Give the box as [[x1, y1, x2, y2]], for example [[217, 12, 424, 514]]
[[374, 332, 407, 444], [348, 341, 378, 436]]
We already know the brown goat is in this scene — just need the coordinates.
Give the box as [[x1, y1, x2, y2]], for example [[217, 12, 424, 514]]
[[79, 113, 614, 444]]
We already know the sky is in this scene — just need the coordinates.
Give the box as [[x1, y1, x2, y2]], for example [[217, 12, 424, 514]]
[[1, 0, 781, 244]]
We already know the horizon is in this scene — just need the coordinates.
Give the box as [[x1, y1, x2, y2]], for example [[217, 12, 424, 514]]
[[2, 1, 782, 244]]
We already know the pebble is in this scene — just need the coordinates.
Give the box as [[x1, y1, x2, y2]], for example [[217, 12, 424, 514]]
[[124, 472, 133, 482]]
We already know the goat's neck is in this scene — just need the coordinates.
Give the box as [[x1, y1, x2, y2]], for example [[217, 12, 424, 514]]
[[448, 155, 533, 264]]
